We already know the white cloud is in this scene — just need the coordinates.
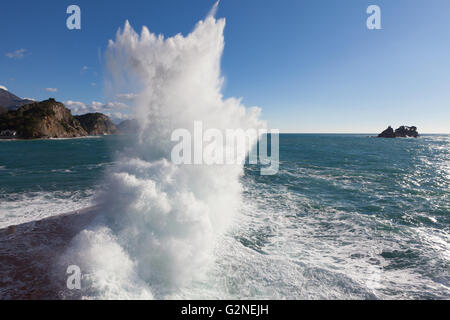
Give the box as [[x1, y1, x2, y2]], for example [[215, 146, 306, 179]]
[[6, 48, 27, 59], [105, 111, 130, 121], [113, 112, 130, 120], [81, 66, 89, 73], [88, 101, 130, 111], [116, 93, 138, 100], [44, 88, 58, 93], [91, 82, 97, 86], [64, 99, 131, 118], [65, 100, 87, 108], [89, 101, 104, 111], [106, 101, 129, 109], [0, 85, 8, 91], [65, 100, 87, 114]]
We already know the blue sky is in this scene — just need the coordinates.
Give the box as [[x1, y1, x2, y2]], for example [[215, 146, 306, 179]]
[[1, 0, 449, 133]]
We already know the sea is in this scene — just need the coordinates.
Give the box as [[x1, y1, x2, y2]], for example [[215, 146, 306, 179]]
[[0, 134, 448, 299]]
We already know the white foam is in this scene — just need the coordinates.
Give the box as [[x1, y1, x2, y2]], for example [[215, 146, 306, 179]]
[[0, 190, 95, 229]]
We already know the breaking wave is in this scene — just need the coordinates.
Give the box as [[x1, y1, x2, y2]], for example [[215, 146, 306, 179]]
[[62, 4, 265, 299]]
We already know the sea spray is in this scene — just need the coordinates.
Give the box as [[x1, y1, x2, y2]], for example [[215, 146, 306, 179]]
[[61, 6, 265, 299]]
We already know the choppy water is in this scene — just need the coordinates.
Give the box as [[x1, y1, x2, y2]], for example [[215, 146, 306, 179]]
[[0, 134, 449, 299], [0, 137, 118, 228]]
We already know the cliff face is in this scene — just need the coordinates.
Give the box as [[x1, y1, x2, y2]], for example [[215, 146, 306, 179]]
[[0, 99, 87, 139], [0, 105, 7, 115], [74, 113, 118, 135]]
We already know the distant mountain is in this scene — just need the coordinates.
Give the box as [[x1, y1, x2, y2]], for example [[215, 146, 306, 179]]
[[117, 119, 139, 134], [0, 88, 35, 110], [0, 105, 7, 115], [75, 113, 118, 135]]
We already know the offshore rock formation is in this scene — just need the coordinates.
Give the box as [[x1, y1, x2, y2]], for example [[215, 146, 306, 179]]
[[378, 126, 419, 138], [394, 126, 419, 138], [74, 113, 118, 135], [378, 126, 395, 138]]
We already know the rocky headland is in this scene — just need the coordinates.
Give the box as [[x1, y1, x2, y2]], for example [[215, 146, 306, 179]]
[[0, 99, 88, 139], [0, 94, 128, 139]]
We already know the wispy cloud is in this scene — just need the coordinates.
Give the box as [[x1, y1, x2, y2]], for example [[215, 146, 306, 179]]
[[106, 111, 131, 121], [116, 93, 138, 100], [87, 101, 129, 111], [65, 100, 131, 121], [89, 101, 104, 111], [65, 100, 87, 113], [44, 88, 58, 93], [105, 101, 129, 109], [6, 48, 28, 59], [81, 66, 89, 73]]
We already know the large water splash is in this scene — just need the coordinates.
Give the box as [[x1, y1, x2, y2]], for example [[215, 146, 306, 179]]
[[62, 5, 265, 299]]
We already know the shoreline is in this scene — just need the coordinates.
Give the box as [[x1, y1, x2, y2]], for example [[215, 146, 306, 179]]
[[0, 134, 116, 141]]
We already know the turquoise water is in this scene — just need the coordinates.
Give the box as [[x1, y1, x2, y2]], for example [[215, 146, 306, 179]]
[[0, 134, 449, 299], [234, 134, 449, 299], [0, 136, 121, 227]]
